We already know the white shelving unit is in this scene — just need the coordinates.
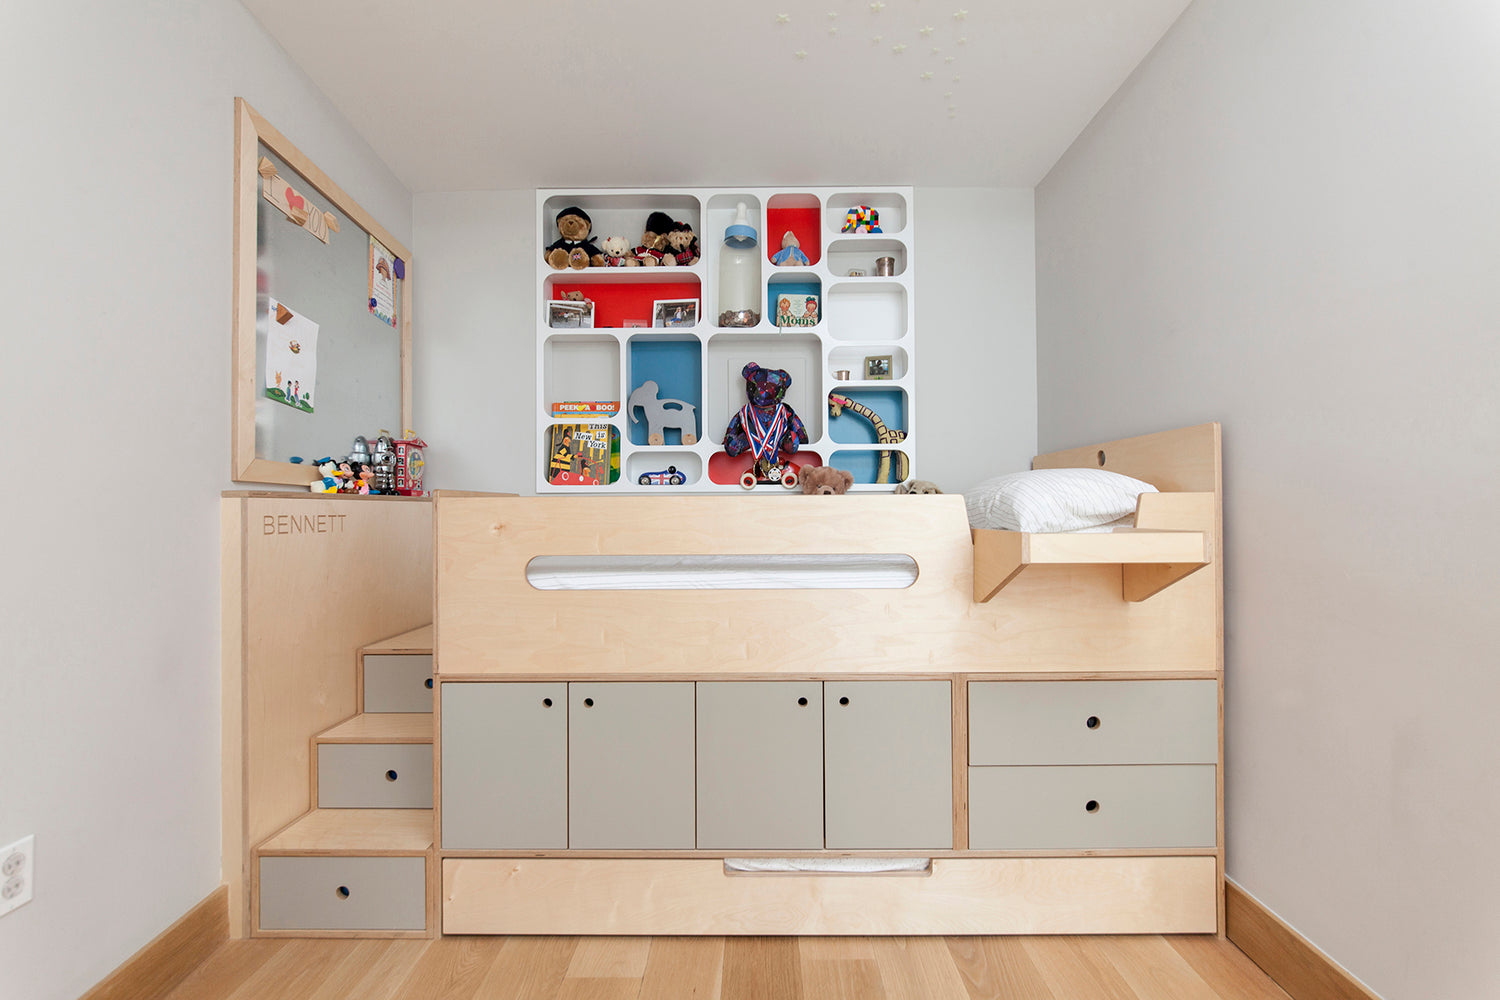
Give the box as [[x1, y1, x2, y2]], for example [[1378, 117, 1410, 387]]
[[536, 187, 916, 494]]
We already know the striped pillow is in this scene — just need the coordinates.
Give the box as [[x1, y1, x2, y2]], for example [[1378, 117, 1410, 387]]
[[964, 469, 1158, 533]]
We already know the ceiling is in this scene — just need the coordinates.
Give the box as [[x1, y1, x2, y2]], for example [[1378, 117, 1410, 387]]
[[242, 0, 1190, 193]]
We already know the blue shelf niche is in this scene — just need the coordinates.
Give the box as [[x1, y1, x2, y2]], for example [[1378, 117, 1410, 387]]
[[626, 337, 703, 447]]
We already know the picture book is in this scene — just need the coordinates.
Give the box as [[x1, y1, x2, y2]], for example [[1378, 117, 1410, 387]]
[[546, 423, 620, 485], [773, 290, 820, 328]]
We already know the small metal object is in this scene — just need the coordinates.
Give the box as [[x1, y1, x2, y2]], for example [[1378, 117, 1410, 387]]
[[348, 435, 372, 464], [875, 256, 896, 276], [718, 309, 761, 328], [833, 369, 851, 380]]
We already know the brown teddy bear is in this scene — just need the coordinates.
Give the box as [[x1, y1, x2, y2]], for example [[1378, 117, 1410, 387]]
[[800, 466, 854, 495], [544, 206, 605, 270], [633, 211, 675, 266], [894, 479, 943, 494], [665, 222, 700, 266]]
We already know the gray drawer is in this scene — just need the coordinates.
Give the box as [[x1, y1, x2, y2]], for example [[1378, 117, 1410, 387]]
[[570, 682, 695, 849], [258, 855, 426, 931], [969, 765, 1216, 850], [318, 744, 433, 808], [363, 653, 433, 713], [696, 681, 823, 850], [969, 681, 1217, 765], [441, 682, 567, 849]]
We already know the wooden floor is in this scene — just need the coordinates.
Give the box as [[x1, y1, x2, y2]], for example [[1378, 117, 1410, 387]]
[[162, 935, 1292, 1000]]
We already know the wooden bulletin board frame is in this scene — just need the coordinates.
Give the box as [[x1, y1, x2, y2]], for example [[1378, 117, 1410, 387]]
[[232, 97, 414, 485]]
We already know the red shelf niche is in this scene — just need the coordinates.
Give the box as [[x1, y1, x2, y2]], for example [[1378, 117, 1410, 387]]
[[766, 195, 821, 266], [708, 450, 825, 487], [551, 280, 701, 330]]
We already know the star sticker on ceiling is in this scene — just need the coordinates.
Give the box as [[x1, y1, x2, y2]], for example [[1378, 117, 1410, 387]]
[[953, 9, 967, 19], [931, 46, 941, 54], [919, 25, 934, 36], [828, 10, 839, 18], [943, 91, 952, 98], [892, 42, 907, 53], [829, 25, 838, 34], [872, 34, 883, 43], [920, 71, 933, 80], [795, 49, 808, 58], [957, 35, 967, 44], [952, 74, 961, 81], [776, 13, 789, 24], [870, 1, 886, 11], [945, 55, 954, 63]]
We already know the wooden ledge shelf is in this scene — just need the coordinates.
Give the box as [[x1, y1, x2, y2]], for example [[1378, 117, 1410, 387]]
[[258, 810, 434, 855], [363, 624, 433, 654], [972, 492, 1215, 604], [316, 714, 433, 744]]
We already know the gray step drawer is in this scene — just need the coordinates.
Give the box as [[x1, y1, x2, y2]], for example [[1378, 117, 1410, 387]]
[[363, 654, 433, 713], [969, 680, 1217, 765], [318, 744, 433, 808], [259, 855, 426, 931], [969, 765, 1217, 850]]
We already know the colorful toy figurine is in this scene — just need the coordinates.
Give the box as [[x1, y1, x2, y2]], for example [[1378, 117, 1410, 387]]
[[392, 432, 428, 496], [637, 466, 687, 486], [723, 362, 809, 490], [828, 392, 908, 485], [769, 230, 811, 267], [840, 205, 882, 234]]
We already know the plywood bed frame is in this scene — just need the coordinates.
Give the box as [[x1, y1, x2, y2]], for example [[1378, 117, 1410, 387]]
[[432, 422, 1223, 936], [222, 423, 1220, 938]]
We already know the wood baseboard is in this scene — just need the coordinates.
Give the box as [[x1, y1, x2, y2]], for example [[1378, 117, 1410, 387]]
[[1225, 880, 1381, 1000], [79, 885, 228, 1000]]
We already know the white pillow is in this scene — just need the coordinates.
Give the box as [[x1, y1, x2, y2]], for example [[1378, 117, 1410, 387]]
[[965, 468, 1158, 533]]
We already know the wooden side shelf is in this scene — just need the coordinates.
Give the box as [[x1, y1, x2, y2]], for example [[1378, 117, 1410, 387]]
[[258, 809, 434, 855], [972, 492, 1214, 604]]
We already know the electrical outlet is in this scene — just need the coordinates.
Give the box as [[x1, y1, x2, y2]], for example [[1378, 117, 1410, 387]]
[[0, 836, 34, 917]]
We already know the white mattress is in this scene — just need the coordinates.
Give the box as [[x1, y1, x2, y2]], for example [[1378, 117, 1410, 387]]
[[525, 553, 918, 590]]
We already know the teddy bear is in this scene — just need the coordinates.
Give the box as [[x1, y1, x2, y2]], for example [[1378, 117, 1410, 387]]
[[723, 362, 809, 483], [599, 235, 638, 266], [544, 206, 605, 270], [894, 479, 943, 494], [632, 211, 675, 266], [665, 221, 700, 266], [800, 466, 854, 495]]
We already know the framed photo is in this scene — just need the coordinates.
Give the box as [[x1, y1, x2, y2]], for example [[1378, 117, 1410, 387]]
[[653, 298, 699, 329], [548, 299, 593, 329], [864, 355, 893, 380]]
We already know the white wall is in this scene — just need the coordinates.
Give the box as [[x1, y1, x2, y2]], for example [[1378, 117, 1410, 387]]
[[1036, 2, 1499, 997], [414, 188, 1035, 495], [0, 3, 410, 998]]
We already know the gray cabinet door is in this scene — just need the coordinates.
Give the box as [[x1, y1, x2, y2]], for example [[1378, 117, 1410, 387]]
[[440, 682, 566, 849], [825, 681, 953, 849], [697, 681, 823, 849], [570, 682, 695, 849]]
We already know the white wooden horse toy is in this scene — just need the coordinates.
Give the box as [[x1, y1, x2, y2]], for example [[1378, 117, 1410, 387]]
[[628, 381, 698, 446]]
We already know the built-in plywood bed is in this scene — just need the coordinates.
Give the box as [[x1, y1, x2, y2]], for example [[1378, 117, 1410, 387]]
[[432, 422, 1223, 935]]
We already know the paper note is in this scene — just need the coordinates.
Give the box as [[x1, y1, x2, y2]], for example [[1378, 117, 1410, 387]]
[[369, 236, 398, 328], [265, 298, 319, 412]]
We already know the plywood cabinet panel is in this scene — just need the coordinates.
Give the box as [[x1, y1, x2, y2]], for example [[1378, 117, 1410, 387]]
[[824, 680, 952, 849], [440, 681, 567, 849], [570, 682, 695, 849], [696, 681, 824, 849]]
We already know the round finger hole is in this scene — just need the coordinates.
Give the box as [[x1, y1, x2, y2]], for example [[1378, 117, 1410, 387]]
[[543, 697, 552, 707], [584, 697, 594, 707], [425, 678, 434, 689], [336, 885, 351, 899], [1086, 716, 1100, 729], [1085, 800, 1100, 813], [385, 770, 398, 782], [797, 697, 808, 706], [839, 696, 850, 706]]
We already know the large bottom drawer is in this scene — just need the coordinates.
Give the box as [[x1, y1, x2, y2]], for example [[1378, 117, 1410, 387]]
[[442, 857, 1217, 935], [969, 764, 1217, 850], [259, 856, 426, 931]]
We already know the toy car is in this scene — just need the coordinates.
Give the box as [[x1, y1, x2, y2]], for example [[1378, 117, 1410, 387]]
[[638, 465, 686, 486], [739, 458, 801, 490]]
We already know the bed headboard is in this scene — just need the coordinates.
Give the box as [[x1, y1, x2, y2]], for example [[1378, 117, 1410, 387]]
[[1032, 422, 1221, 495]]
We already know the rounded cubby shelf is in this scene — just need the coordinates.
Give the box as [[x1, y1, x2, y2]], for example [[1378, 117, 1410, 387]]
[[538, 188, 915, 493]]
